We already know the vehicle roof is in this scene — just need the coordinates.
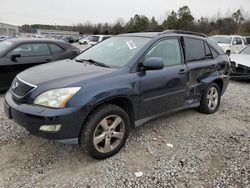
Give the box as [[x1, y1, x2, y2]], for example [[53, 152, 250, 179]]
[[92, 35, 113, 37], [117, 32, 158, 38], [5, 38, 67, 44], [117, 31, 208, 39], [212, 35, 243, 37]]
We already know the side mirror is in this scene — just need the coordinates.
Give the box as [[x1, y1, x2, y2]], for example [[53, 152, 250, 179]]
[[11, 54, 21, 62], [141, 57, 164, 71]]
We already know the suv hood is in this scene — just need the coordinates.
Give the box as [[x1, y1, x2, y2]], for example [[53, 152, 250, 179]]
[[18, 59, 115, 86]]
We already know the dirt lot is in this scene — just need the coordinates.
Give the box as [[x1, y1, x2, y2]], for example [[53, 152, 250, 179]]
[[0, 80, 249, 187]]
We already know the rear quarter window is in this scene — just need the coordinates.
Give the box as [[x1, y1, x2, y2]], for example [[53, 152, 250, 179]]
[[49, 44, 64, 54], [206, 39, 224, 55]]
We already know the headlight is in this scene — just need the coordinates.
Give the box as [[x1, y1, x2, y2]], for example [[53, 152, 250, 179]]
[[34, 87, 81, 108]]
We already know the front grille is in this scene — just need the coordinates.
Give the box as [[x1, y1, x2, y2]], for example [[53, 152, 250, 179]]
[[11, 77, 36, 98]]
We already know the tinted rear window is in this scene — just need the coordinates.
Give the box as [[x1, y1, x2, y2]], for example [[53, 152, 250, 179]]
[[90, 36, 100, 42], [49, 44, 64, 54], [185, 38, 205, 62]]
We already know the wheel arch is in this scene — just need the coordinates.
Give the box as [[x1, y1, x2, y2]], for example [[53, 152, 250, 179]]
[[213, 78, 224, 93], [83, 96, 136, 129], [200, 76, 224, 94]]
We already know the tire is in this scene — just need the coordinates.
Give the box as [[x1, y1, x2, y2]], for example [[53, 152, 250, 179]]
[[80, 104, 130, 159], [198, 83, 221, 114]]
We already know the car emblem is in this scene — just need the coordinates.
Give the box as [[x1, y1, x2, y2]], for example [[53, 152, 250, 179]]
[[12, 82, 19, 90]]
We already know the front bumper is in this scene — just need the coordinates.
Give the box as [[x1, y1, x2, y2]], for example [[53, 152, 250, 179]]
[[4, 91, 84, 144]]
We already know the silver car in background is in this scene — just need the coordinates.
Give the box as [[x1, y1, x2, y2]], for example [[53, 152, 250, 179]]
[[230, 45, 250, 79]]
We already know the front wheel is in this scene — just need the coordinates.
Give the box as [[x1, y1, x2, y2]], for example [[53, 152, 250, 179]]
[[198, 83, 221, 114], [80, 104, 130, 159]]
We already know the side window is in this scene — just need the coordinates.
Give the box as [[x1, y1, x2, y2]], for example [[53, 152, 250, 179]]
[[232, 37, 237, 45], [243, 37, 248, 45], [7, 43, 50, 57], [49, 44, 64, 54], [204, 42, 212, 58], [185, 38, 206, 62], [236, 37, 242, 45], [210, 46, 219, 58], [90, 36, 100, 42], [145, 38, 182, 66]]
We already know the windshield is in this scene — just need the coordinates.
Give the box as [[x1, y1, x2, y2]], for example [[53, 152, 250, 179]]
[[211, 36, 232, 44], [76, 36, 150, 68], [240, 46, 250, 55], [0, 41, 13, 54]]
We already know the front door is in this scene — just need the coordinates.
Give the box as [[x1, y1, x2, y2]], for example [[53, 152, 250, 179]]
[[139, 38, 188, 119]]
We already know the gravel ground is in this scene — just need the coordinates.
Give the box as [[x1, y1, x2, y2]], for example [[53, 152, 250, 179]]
[[0, 80, 249, 188]]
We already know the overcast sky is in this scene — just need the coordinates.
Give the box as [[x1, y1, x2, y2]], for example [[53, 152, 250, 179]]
[[1, 0, 250, 26]]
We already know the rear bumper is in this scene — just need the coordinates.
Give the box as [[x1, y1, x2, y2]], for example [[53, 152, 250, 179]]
[[4, 91, 85, 144]]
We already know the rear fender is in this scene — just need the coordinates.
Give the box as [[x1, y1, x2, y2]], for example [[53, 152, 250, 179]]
[[200, 75, 226, 95]]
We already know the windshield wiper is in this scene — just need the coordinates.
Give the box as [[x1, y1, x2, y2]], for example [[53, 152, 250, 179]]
[[75, 59, 110, 68]]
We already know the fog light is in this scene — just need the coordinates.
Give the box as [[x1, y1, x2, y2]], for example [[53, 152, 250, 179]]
[[39, 125, 61, 132]]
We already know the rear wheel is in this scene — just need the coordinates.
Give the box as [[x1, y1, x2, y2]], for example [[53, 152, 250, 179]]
[[80, 104, 130, 159], [198, 83, 221, 114]]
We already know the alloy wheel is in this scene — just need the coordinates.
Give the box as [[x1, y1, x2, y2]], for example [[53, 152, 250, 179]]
[[207, 87, 219, 111], [93, 115, 125, 153]]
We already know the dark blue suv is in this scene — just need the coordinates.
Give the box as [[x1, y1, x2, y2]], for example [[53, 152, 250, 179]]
[[4, 30, 230, 159]]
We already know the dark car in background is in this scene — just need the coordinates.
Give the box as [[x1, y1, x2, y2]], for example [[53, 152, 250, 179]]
[[4, 30, 230, 159], [0, 38, 80, 90], [61, 36, 75, 43]]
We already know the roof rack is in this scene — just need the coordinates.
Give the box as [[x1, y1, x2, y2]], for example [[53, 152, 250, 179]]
[[159, 30, 207, 37]]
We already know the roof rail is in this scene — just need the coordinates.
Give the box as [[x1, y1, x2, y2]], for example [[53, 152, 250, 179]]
[[159, 30, 207, 37]]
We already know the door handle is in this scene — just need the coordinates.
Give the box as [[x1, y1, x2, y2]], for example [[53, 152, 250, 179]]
[[46, 58, 52, 62], [178, 69, 187, 74]]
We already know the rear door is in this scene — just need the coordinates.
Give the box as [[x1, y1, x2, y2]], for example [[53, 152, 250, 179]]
[[139, 38, 188, 119], [184, 37, 216, 100], [0, 43, 52, 88]]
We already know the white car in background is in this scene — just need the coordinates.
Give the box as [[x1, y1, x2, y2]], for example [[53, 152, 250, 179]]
[[79, 35, 112, 45], [78, 36, 90, 45], [230, 45, 250, 79], [211, 35, 247, 55]]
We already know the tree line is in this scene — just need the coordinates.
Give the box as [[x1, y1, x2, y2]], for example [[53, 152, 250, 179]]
[[19, 6, 250, 36]]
